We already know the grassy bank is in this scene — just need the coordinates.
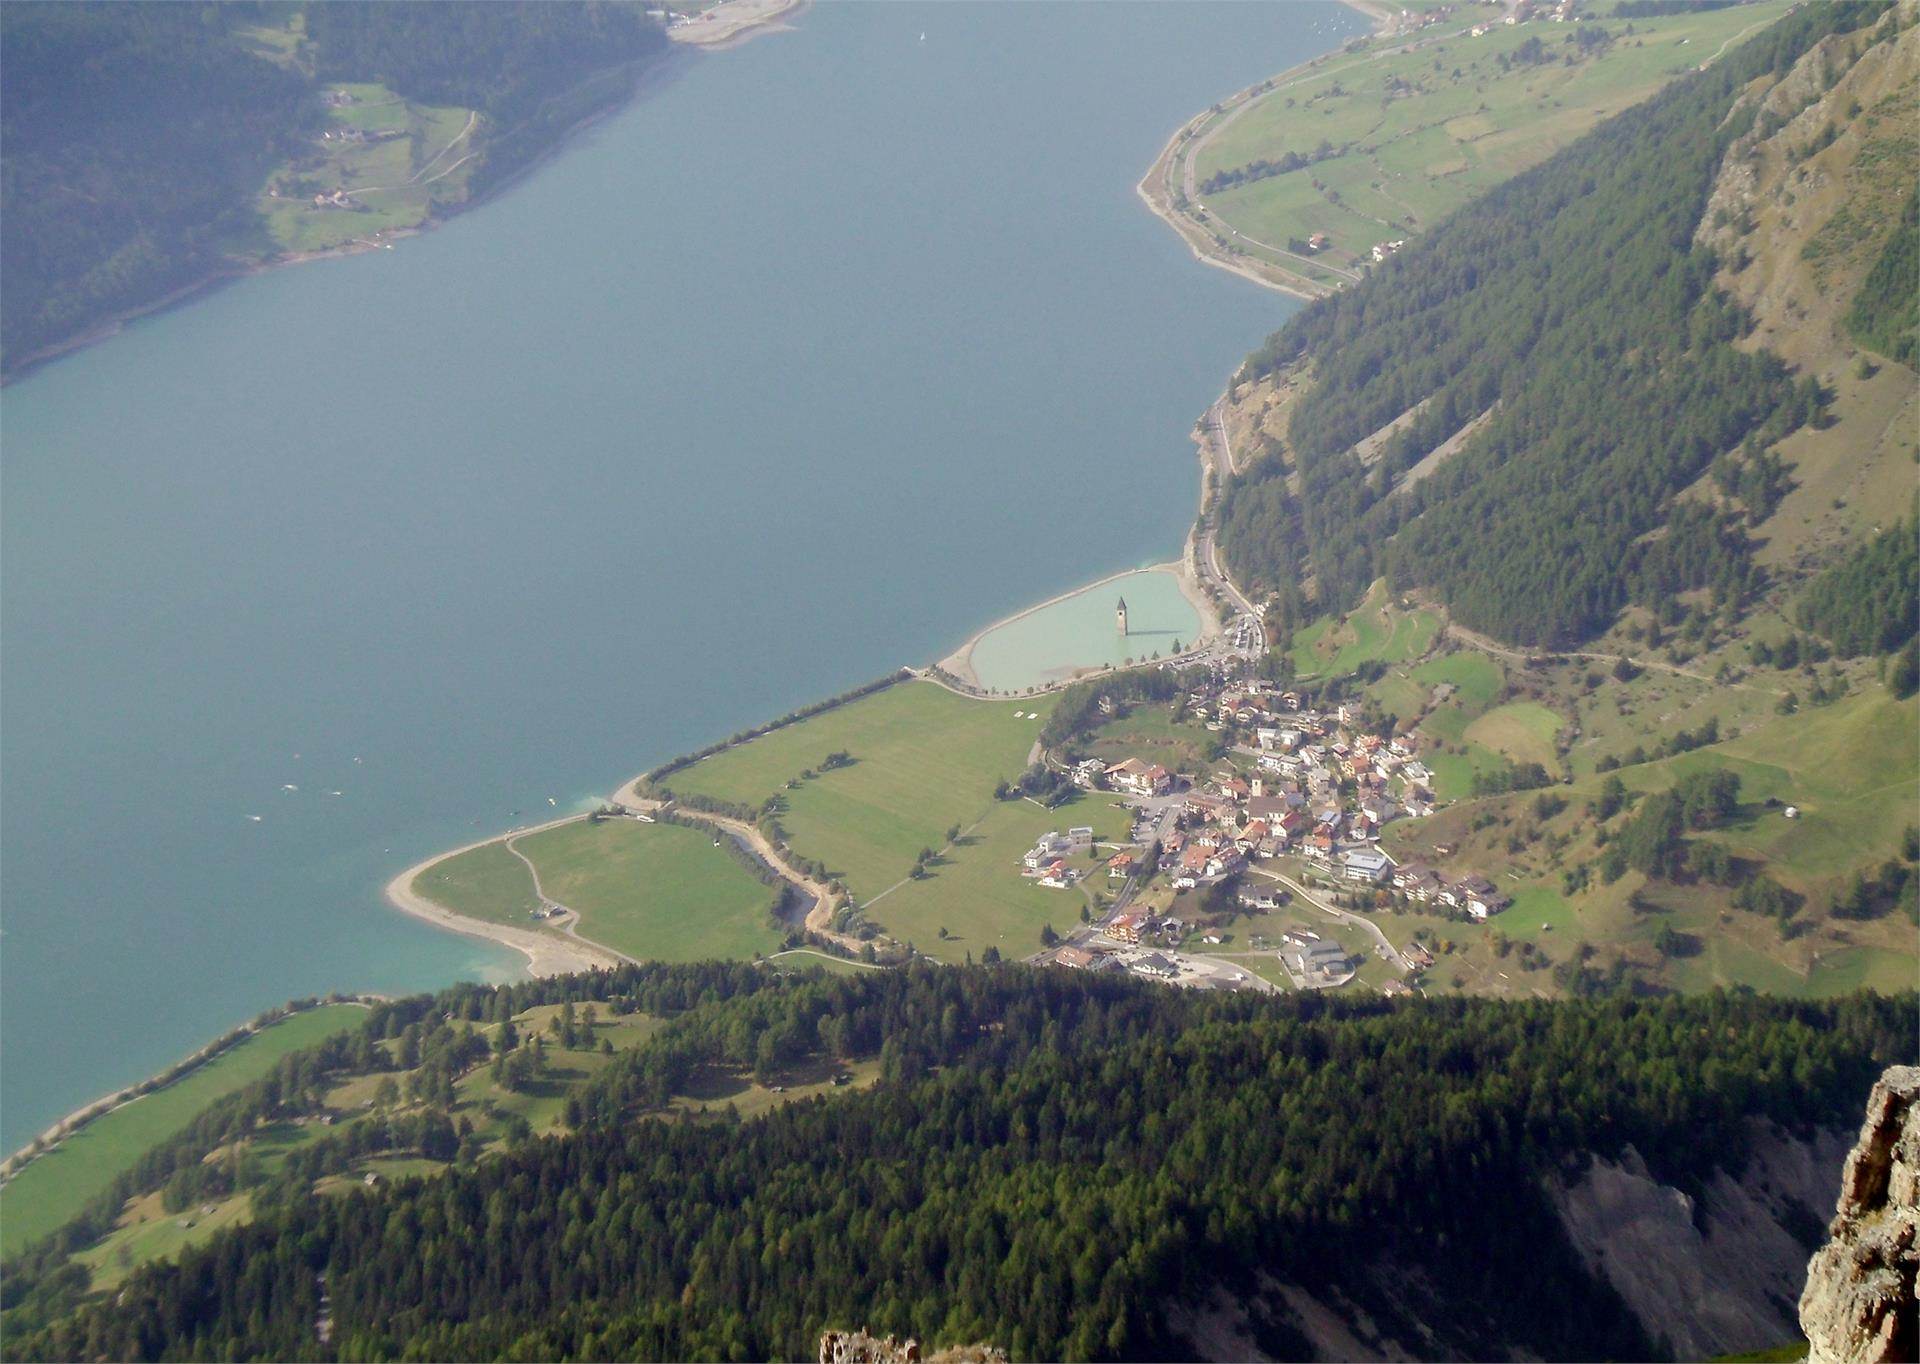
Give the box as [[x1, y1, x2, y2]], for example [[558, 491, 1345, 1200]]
[[1, 1004, 367, 1258], [411, 820, 781, 963], [62, 985, 878, 1292], [257, 81, 477, 256], [416, 683, 1058, 964]]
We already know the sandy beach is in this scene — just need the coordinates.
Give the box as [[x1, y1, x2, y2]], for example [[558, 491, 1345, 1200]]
[[383, 819, 629, 978], [670, 0, 809, 50]]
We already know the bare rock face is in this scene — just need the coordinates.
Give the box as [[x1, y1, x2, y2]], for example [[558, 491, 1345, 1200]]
[[818, 1328, 1006, 1364], [1800, 1066, 1920, 1364], [1549, 1127, 1851, 1361]]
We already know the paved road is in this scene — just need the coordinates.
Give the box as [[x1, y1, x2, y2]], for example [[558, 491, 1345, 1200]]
[[1262, 869, 1409, 972], [1192, 400, 1266, 655]]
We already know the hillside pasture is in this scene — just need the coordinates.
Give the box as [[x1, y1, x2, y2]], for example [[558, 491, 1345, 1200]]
[[1464, 701, 1563, 770], [0, 1005, 367, 1258]]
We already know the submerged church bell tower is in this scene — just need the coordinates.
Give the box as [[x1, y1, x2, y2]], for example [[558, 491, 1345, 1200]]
[[1115, 596, 1129, 635]]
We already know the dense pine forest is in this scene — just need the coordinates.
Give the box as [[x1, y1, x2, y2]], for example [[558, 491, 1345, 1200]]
[[1797, 510, 1920, 666], [4, 962, 1912, 1362], [1220, 1, 1882, 646], [0, 1, 665, 372], [1845, 186, 1918, 366]]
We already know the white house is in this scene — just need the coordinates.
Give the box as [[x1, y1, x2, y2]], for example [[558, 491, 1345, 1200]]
[[1342, 848, 1393, 883], [1023, 833, 1070, 870]]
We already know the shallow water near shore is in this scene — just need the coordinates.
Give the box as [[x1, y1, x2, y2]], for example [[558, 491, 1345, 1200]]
[[0, 1, 1358, 1151], [967, 569, 1203, 693]]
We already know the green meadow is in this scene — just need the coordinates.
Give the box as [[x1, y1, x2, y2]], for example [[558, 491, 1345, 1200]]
[[415, 683, 1059, 966], [1082, 705, 1218, 776], [667, 681, 1052, 902], [411, 840, 540, 928], [1465, 701, 1563, 770], [257, 81, 477, 255], [1401, 651, 1508, 798], [1289, 583, 1441, 679], [866, 795, 1129, 962], [1191, 1, 1797, 272], [514, 819, 783, 962], [1381, 684, 1919, 999], [1, 1004, 367, 1258]]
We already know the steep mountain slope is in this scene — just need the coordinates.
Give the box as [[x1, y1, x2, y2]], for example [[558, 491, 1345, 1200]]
[[1799, 1065, 1919, 1364], [1217, 0, 1914, 652], [1203, 0, 1916, 1006]]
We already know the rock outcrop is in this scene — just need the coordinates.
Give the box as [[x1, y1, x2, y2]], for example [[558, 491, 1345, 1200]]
[[818, 1329, 1006, 1364], [1800, 1065, 1919, 1364]]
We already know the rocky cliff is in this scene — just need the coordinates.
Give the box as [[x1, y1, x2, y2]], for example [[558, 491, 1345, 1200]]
[[1800, 1065, 1919, 1364], [1168, 1121, 1853, 1363], [817, 1329, 1007, 1364]]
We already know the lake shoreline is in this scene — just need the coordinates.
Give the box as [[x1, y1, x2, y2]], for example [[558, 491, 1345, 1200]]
[[385, 0, 1343, 962], [1133, 0, 1393, 301], [396, 363, 1247, 966], [0, 999, 375, 1188], [670, 0, 811, 51], [934, 561, 1198, 691], [5, 3, 1335, 1159], [381, 817, 632, 980], [0, 50, 688, 387]]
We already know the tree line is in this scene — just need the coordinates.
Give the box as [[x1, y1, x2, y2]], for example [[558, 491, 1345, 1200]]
[[7, 961, 1913, 1362], [1844, 184, 1916, 365]]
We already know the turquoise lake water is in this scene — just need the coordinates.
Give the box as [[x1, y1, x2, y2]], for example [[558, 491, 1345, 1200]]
[[967, 569, 1201, 693], [0, 1, 1356, 1151]]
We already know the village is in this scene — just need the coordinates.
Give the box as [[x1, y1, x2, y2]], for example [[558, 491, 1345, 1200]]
[[1018, 671, 1508, 995]]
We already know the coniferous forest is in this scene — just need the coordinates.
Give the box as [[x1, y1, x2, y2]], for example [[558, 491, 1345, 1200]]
[[1844, 186, 1918, 366], [1221, 2, 1881, 646], [1797, 510, 1920, 659], [3, 962, 1912, 1362]]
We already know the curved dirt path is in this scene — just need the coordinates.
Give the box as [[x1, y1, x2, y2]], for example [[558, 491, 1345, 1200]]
[[614, 778, 865, 953], [343, 112, 478, 198], [1441, 619, 1786, 695], [1267, 870, 1410, 974], [385, 818, 628, 977]]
